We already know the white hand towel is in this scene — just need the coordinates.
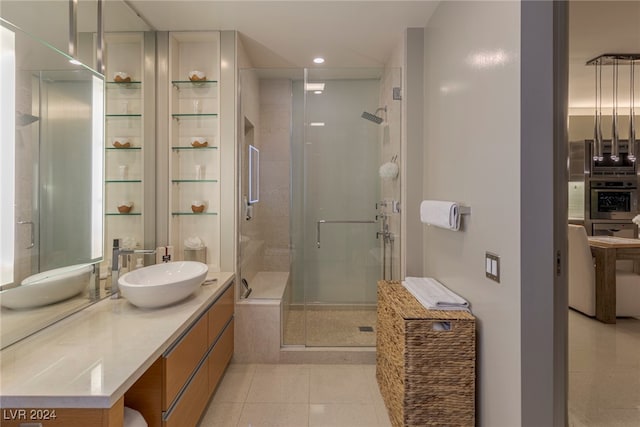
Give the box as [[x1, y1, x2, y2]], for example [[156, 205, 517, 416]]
[[420, 200, 461, 231], [124, 407, 148, 427], [184, 236, 204, 250], [402, 276, 470, 311]]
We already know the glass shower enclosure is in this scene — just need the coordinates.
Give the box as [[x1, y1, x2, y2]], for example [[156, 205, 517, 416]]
[[239, 67, 401, 347]]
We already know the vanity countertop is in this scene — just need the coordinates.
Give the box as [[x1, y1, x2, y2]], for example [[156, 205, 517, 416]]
[[0, 271, 234, 409]]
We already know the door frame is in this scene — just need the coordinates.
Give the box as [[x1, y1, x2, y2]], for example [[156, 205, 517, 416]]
[[521, 1, 569, 426]]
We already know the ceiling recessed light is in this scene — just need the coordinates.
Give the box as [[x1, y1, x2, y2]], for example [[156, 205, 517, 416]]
[[314, 90, 322, 95], [305, 83, 325, 91], [313, 57, 325, 64], [310, 122, 325, 127]]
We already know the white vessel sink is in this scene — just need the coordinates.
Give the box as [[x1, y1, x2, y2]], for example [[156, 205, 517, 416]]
[[0, 264, 93, 309], [118, 261, 208, 309]]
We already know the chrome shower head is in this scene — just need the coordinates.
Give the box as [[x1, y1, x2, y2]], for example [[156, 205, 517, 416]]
[[361, 106, 386, 124]]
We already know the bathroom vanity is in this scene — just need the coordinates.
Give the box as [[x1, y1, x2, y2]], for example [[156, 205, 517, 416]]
[[0, 272, 234, 427]]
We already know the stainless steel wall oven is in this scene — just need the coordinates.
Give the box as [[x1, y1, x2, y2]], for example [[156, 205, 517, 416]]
[[590, 179, 638, 220]]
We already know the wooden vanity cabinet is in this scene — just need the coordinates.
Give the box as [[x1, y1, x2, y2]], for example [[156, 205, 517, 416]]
[[163, 314, 208, 407], [125, 283, 235, 427], [208, 317, 234, 394]]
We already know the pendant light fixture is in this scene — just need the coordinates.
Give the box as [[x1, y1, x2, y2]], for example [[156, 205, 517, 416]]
[[611, 58, 620, 161], [587, 54, 640, 162], [630, 60, 637, 161], [593, 58, 603, 161]]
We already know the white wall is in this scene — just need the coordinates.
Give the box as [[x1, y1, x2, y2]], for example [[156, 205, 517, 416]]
[[422, 2, 521, 425], [403, 28, 425, 278]]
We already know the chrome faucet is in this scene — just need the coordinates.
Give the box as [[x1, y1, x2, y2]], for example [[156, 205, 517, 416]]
[[111, 238, 156, 299]]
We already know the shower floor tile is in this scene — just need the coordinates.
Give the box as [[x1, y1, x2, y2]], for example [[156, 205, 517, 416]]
[[283, 308, 377, 347]]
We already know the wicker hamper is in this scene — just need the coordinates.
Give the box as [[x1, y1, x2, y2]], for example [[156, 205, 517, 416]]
[[376, 280, 476, 427]]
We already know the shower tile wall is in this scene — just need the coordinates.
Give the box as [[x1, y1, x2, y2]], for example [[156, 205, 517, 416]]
[[379, 64, 402, 281], [257, 80, 292, 272], [14, 72, 36, 283], [239, 69, 262, 284]]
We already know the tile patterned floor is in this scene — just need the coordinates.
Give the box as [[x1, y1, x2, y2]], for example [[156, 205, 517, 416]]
[[198, 363, 392, 427], [199, 309, 640, 426], [568, 310, 640, 427]]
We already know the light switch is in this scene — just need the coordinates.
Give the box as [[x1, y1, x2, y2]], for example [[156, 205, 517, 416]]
[[485, 252, 500, 283]]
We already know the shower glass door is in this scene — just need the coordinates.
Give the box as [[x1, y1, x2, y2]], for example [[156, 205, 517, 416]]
[[292, 68, 388, 347]]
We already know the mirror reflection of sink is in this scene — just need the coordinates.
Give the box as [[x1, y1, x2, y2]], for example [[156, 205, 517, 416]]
[[118, 261, 208, 309], [0, 264, 93, 310]]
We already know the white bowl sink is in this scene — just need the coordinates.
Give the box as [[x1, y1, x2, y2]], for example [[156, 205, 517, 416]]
[[118, 261, 208, 309], [0, 263, 93, 309]]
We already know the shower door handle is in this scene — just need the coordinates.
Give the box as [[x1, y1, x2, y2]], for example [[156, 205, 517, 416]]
[[18, 221, 35, 249], [316, 219, 376, 248]]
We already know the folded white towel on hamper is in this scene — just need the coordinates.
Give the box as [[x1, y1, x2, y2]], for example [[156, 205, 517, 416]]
[[124, 407, 148, 427], [420, 200, 461, 231], [402, 276, 470, 311]]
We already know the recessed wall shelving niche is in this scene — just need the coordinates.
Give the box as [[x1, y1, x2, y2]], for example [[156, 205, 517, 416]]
[[103, 33, 147, 268], [169, 31, 221, 269]]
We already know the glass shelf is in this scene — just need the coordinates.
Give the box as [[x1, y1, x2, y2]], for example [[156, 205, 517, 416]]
[[171, 146, 218, 151], [106, 114, 142, 118], [106, 147, 142, 151], [171, 179, 218, 183], [106, 212, 142, 216], [172, 113, 218, 118], [106, 81, 142, 89], [106, 179, 142, 183], [171, 212, 218, 216], [171, 80, 218, 90]]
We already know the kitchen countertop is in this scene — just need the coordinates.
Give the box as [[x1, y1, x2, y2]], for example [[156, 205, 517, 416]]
[[0, 271, 234, 409]]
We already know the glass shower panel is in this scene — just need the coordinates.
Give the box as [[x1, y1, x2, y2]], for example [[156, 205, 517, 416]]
[[301, 69, 383, 347], [39, 71, 101, 271]]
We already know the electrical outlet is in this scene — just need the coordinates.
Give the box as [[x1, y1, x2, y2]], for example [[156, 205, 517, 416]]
[[485, 252, 500, 283]]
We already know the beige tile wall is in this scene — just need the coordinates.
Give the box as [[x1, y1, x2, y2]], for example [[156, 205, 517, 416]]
[[257, 79, 292, 272]]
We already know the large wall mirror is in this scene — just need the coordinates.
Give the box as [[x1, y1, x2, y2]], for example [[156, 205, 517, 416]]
[[0, 1, 151, 349]]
